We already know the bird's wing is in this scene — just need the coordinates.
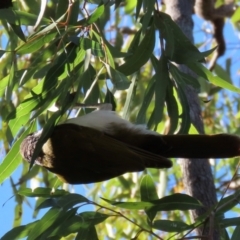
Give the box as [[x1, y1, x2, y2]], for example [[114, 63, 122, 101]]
[[43, 124, 172, 184]]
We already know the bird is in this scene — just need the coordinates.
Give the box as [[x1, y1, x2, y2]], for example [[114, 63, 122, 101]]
[[20, 109, 240, 184]]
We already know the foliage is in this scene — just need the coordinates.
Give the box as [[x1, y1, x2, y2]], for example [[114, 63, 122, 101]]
[[0, 0, 240, 239]]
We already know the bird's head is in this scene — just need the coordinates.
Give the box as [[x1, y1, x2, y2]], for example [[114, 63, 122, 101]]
[[20, 130, 43, 165]]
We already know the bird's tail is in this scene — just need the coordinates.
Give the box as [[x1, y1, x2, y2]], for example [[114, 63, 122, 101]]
[[160, 134, 240, 159]]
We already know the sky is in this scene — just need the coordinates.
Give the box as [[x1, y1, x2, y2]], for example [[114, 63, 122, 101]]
[[1, 8, 240, 239]]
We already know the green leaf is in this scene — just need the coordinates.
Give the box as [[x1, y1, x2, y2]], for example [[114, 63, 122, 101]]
[[214, 63, 232, 83], [56, 194, 90, 209], [105, 64, 131, 90], [136, 75, 155, 124], [5, 63, 15, 102], [232, 225, 240, 240], [154, 11, 205, 64], [125, 0, 137, 14], [176, 83, 191, 134], [17, 165, 41, 185], [216, 190, 240, 216], [1, 221, 38, 240], [0, 9, 49, 25], [222, 229, 230, 240], [9, 23, 26, 42], [81, 66, 100, 105], [169, 63, 201, 91], [231, 7, 240, 23], [165, 82, 179, 134], [55, 0, 68, 19], [153, 54, 169, 126], [0, 122, 36, 184], [30, 11, 67, 37], [78, 212, 110, 225], [122, 75, 137, 119], [102, 193, 201, 211], [0, 74, 10, 96], [33, 64, 52, 79], [44, 208, 79, 238], [80, 38, 104, 57], [36, 198, 58, 210], [67, 0, 81, 25], [87, 4, 105, 24], [29, 110, 63, 169], [76, 224, 98, 240], [140, 175, 158, 222], [126, 28, 142, 58], [18, 67, 39, 87], [117, 23, 155, 75], [101, 197, 154, 209], [17, 32, 58, 54], [200, 46, 218, 58], [140, 175, 158, 201], [220, 217, 240, 228], [150, 193, 202, 211], [0, 49, 6, 58], [152, 219, 190, 232], [18, 187, 69, 197], [8, 94, 42, 137], [187, 61, 240, 93], [136, 0, 143, 20], [104, 88, 116, 111], [141, 0, 155, 33], [27, 207, 65, 240], [103, 38, 129, 58]]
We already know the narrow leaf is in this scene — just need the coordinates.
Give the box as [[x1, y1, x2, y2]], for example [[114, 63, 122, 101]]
[[56, 194, 90, 209], [17, 32, 58, 54], [187, 61, 240, 93], [87, 5, 104, 24], [153, 219, 190, 232], [141, 0, 155, 33], [78, 212, 110, 225], [165, 83, 179, 134], [140, 175, 158, 222], [150, 193, 202, 211], [76, 224, 98, 240], [153, 54, 169, 125], [117, 23, 155, 75], [105, 64, 131, 90], [136, 75, 155, 124], [220, 217, 240, 228], [9, 23, 26, 42], [0, 122, 36, 184], [232, 225, 240, 240], [140, 175, 158, 201], [101, 197, 153, 209], [154, 11, 205, 64], [1, 222, 38, 240], [175, 83, 191, 134], [0, 9, 49, 25], [18, 187, 69, 197], [27, 208, 64, 240]]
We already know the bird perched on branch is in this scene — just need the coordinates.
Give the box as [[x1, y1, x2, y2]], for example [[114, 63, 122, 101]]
[[20, 107, 240, 184]]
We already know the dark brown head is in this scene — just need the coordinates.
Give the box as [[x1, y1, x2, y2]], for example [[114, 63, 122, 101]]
[[20, 131, 42, 164]]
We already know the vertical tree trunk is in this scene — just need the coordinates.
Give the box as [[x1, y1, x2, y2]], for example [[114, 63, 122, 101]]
[[164, 1, 220, 239]]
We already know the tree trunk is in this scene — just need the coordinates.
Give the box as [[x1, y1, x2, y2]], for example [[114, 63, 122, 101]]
[[164, 1, 220, 239]]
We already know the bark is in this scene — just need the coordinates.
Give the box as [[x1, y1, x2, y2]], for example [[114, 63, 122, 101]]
[[164, 1, 220, 239]]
